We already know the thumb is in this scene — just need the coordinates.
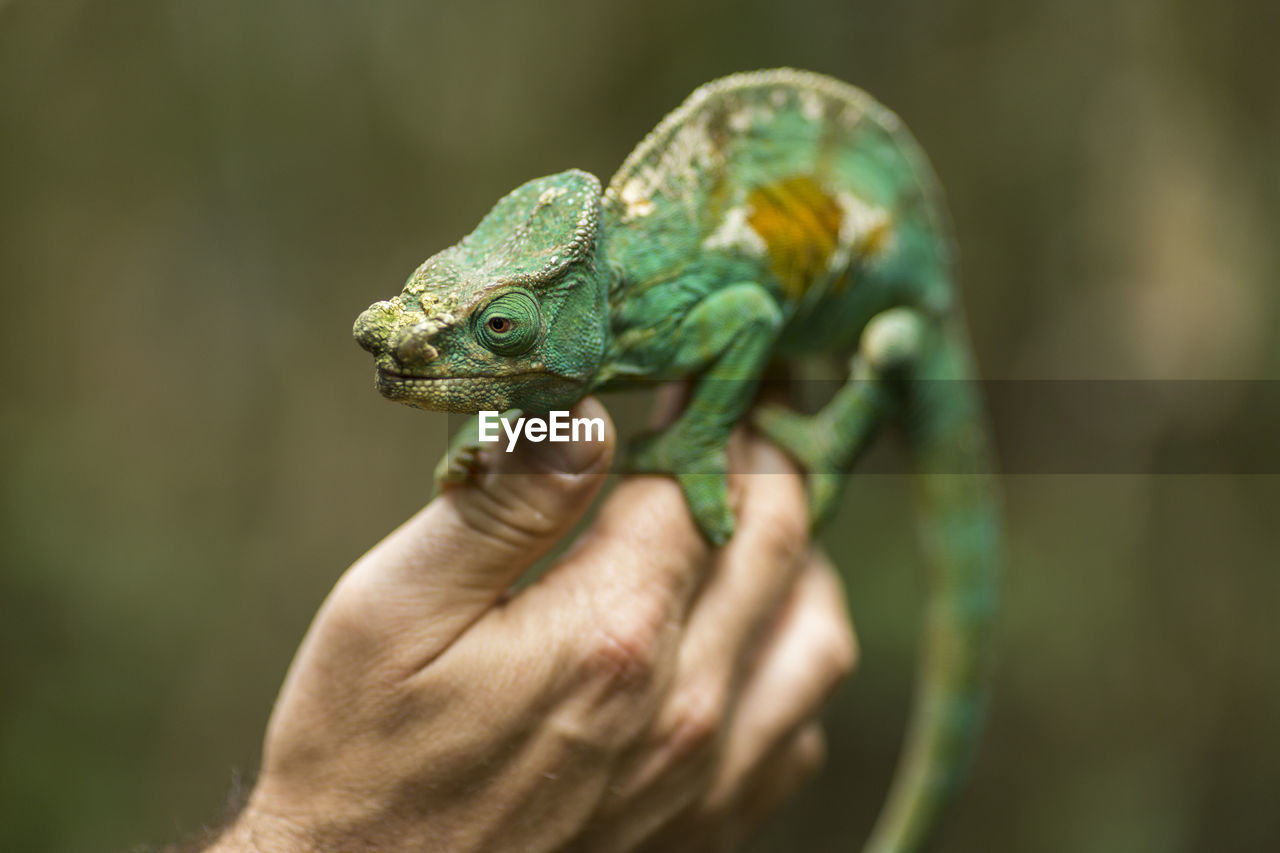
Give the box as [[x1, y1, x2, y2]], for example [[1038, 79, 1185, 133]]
[[333, 397, 615, 665], [440, 396, 616, 564]]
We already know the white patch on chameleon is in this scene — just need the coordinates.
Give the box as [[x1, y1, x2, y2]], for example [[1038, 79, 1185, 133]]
[[702, 205, 767, 257], [730, 102, 775, 134], [799, 90, 824, 122], [676, 113, 716, 172], [831, 191, 894, 272], [633, 112, 716, 216], [619, 177, 655, 220]]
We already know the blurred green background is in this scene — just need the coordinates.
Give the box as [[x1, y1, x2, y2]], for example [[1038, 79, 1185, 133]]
[[2, 1, 1277, 851]]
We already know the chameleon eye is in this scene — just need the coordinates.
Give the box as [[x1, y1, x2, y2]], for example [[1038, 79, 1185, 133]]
[[477, 290, 541, 356]]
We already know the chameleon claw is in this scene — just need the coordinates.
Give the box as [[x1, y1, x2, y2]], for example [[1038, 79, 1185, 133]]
[[434, 442, 488, 492], [432, 411, 520, 493]]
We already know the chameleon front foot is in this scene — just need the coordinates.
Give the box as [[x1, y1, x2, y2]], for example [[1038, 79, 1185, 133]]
[[625, 430, 735, 545], [433, 440, 489, 491], [432, 409, 523, 493], [751, 343, 898, 527]]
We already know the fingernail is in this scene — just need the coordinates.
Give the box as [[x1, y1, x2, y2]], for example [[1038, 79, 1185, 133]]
[[522, 397, 613, 474]]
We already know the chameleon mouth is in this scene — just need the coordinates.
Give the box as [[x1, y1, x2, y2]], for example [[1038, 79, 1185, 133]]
[[372, 367, 581, 414], [375, 368, 462, 399], [374, 369, 510, 414], [377, 367, 444, 383]]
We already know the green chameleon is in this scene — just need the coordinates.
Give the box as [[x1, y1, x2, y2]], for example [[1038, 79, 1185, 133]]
[[354, 69, 999, 853]]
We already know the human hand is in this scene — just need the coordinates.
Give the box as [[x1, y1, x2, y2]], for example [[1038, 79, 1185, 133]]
[[208, 397, 856, 852]]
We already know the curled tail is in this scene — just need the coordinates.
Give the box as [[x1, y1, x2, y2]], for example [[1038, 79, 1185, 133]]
[[865, 318, 1000, 853]]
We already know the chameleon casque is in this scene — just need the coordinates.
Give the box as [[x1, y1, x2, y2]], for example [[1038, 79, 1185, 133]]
[[354, 69, 999, 853]]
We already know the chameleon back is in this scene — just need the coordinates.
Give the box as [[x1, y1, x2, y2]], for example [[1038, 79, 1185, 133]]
[[601, 69, 956, 355]]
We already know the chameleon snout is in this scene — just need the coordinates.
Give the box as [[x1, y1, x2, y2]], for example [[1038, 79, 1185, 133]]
[[391, 322, 441, 366], [353, 301, 396, 355], [354, 299, 452, 371]]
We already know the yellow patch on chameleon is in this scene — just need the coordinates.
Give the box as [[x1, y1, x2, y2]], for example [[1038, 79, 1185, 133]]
[[746, 175, 843, 300]]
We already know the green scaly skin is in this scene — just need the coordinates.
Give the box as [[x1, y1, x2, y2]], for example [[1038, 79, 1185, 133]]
[[354, 69, 999, 853]]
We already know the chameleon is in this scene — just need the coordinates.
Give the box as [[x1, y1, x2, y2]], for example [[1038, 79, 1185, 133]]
[[353, 69, 999, 853]]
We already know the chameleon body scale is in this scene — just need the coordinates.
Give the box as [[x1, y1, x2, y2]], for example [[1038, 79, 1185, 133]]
[[355, 69, 999, 853]]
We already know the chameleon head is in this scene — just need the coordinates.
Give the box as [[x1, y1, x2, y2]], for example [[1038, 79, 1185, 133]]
[[353, 169, 610, 414]]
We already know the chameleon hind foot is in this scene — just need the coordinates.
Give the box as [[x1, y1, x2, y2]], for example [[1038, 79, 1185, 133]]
[[753, 308, 925, 525], [751, 405, 846, 525], [625, 429, 735, 545], [752, 355, 899, 526]]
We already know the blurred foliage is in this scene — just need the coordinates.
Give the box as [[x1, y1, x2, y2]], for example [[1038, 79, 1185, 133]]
[[1, 1, 1277, 851]]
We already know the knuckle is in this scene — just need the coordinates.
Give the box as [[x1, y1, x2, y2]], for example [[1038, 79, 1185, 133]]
[[545, 707, 614, 758], [662, 681, 729, 765], [581, 603, 667, 691]]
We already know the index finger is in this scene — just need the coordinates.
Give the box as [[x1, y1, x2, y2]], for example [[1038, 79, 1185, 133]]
[[530, 468, 713, 626]]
